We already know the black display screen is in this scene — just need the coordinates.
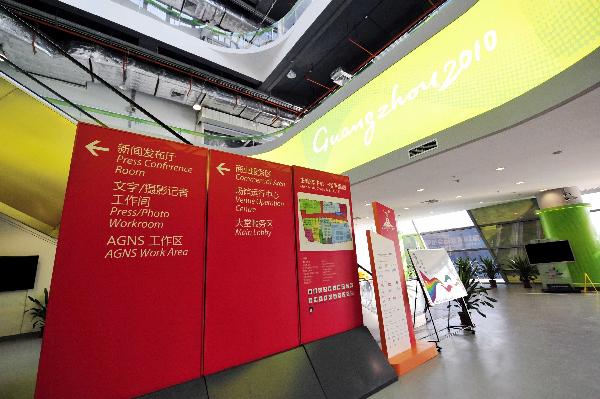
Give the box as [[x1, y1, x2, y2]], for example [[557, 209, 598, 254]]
[[0, 256, 39, 292], [525, 241, 575, 264]]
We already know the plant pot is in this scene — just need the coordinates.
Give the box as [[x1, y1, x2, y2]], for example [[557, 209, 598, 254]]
[[489, 279, 497, 288], [523, 280, 532, 288], [458, 311, 472, 327]]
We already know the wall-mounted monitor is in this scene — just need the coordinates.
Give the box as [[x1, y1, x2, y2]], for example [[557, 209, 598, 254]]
[[525, 241, 575, 264], [0, 256, 39, 292]]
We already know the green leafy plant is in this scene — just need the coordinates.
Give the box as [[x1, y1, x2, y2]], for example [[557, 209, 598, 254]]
[[479, 256, 501, 288], [505, 256, 538, 288], [451, 257, 497, 328], [25, 288, 48, 332]]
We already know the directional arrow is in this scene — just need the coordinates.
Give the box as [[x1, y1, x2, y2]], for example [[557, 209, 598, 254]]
[[216, 162, 230, 176], [85, 140, 110, 157]]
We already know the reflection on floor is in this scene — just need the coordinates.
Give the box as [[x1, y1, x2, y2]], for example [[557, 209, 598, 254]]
[[1, 285, 600, 398], [0, 334, 40, 399], [372, 285, 600, 398]]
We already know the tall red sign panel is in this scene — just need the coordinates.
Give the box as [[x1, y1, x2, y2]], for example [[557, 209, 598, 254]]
[[36, 124, 208, 398], [293, 166, 362, 343], [203, 151, 299, 375], [371, 202, 417, 351]]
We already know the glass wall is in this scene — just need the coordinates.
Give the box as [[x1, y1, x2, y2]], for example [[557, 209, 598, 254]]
[[398, 211, 493, 278], [469, 199, 543, 264], [421, 226, 492, 264], [582, 192, 600, 240]]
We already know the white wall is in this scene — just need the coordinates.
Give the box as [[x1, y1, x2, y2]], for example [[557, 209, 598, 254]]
[[354, 219, 375, 270], [0, 213, 56, 337]]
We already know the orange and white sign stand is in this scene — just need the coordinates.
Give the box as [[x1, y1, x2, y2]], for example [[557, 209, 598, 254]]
[[368, 202, 438, 375]]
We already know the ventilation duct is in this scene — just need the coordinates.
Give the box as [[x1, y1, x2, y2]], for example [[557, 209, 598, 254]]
[[408, 139, 438, 158], [0, 10, 297, 132], [158, 0, 261, 33]]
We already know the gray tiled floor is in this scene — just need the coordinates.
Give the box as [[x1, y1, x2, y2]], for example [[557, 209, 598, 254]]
[[1, 285, 599, 398], [372, 285, 600, 398]]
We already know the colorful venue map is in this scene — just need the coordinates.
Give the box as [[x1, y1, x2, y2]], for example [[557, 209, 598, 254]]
[[419, 272, 454, 303], [298, 196, 352, 250]]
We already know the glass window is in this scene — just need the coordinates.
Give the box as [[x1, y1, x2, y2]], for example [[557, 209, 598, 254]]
[[397, 219, 417, 235], [421, 227, 486, 251], [413, 210, 473, 233], [582, 192, 600, 210]]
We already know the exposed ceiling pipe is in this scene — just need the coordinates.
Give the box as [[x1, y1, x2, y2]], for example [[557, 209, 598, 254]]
[[0, 0, 302, 116], [158, 0, 262, 34], [0, 9, 296, 131]]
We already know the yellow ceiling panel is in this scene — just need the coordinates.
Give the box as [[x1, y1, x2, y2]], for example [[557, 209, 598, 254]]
[[0, 77, 75, 228]]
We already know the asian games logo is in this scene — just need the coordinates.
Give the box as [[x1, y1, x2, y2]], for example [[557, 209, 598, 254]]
[[381, 209, 395, 232]]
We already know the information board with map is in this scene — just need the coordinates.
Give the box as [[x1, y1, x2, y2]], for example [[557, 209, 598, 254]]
[[297, 192, 353, 252]]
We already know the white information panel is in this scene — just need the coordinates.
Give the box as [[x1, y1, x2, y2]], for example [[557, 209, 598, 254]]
[[409, 249, 467, 306], [369, 232, 412, 357]]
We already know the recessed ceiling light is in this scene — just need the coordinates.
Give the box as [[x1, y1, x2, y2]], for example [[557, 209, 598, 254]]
[[495, 167, 505, 171], [417, 188, 424, 192], [287, 69, 296, 79], [192, 103, 202, 111], [516, 181, 525, 185], [539, 189, 548, 192], [456, 195, 463, 198], [429, 211, 434, 214], [364, 203, 371, 206], [365, 216, 370, 219], [403, 207, 410, 210], [479, 201, 484, 204]]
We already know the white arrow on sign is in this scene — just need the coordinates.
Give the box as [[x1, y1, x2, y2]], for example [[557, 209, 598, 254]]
[[216, 162, 230, 176], [85, 140, 110, 157]]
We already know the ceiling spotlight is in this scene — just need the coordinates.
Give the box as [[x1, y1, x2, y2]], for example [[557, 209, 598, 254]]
[[539, 189, 548, 192], [118, 84, 127, 91], [456, 195, 463, 198], [286, 69, 296, 79], [364, 203, 371, 207], [495, 167, 505, 171], [516, 181, 525, 185], [403, 207, 410, 210], [192, 103, 202, 111], [479, 201, 484, 204], [416, 188, 424, 192]]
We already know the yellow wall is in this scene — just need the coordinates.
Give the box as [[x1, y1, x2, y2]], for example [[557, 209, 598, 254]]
[[0, 78, 76, 231]]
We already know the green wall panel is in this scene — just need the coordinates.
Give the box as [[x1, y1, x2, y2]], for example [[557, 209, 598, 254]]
[[538, 204, 600, 285]]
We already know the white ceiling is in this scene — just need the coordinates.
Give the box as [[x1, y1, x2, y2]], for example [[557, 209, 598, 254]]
[[351, 85, 600, 222]]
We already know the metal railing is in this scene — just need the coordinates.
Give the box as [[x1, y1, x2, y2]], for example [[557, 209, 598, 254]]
[[121, 0, 313, 50]]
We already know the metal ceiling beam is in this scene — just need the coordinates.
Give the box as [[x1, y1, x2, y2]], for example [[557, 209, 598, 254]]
[[0, 0, 302, 114], [0, 2, 192, 144]]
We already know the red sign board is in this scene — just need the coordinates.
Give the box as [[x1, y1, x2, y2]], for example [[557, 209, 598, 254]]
[[36, 124, 208, 398], [293, 166, 362, 344], [371, 202, 416, 349], [203, 151, 299, 375]]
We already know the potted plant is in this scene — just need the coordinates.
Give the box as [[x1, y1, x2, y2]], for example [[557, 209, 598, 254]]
[[24, 288, 48, 336], [452, 258, 497, 329], [479, 256, 501, 288], [506, 256, 538, 288]]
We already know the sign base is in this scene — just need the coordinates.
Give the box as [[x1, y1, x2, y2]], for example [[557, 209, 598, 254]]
[[304, 326, 397, 399], [389, 341, 439, 376], [205, 346, 325, 399]]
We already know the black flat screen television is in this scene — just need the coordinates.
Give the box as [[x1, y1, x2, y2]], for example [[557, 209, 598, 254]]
[[0, 256, 39, 292], [525, 241, 575, 264]]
